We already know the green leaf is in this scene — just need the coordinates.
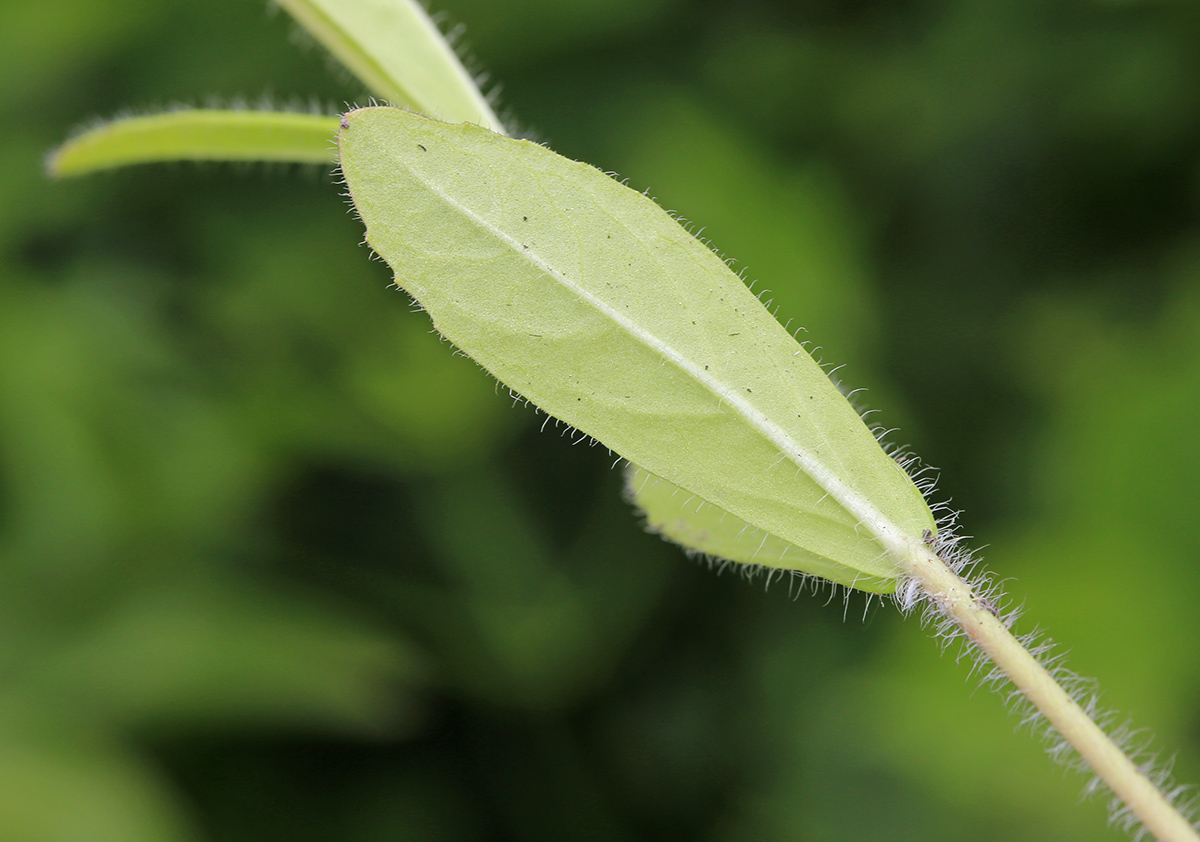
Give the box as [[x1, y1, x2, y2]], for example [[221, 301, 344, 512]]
[[338, 106, 935, 592], [275, 0, 504, 132], [47, 109, 339, 178], [626, 465, 895, 592]]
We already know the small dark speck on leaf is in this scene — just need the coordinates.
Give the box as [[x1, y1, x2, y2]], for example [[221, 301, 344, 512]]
[[417, 143, 427, 151], [340, 115, 350, 130], [523, 216, 528, 221]]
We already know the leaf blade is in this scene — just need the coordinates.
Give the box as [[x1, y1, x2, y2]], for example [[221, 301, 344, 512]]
[[48, 109, 338, 178], [625, 465, 895, 592], [275, 0, 503, 132], [339, 107, 935, 590]]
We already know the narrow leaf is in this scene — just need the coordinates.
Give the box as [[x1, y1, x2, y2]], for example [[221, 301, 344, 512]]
[[48, 110, 339, 178], [275, 0, 504, 132], [338, 107, 935, 591]]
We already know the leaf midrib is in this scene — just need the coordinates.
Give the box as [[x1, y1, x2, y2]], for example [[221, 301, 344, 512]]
[[388, 142, 906, 559]]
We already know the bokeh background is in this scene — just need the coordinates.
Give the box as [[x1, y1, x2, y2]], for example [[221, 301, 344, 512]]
[[4, 0, 1200, 839]]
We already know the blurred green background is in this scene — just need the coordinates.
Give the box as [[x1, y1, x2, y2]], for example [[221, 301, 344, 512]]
[[3, 0, 1200, 839]]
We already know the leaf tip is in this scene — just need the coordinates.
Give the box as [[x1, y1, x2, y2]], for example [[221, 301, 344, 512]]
[[44, 145, 67, 180]]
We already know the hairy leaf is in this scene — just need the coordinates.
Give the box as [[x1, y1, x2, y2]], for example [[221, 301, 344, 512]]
[[48, 110, 338, 178], [275, 0, 503, 132], [625, 465, 895, 592], [338, 107, 935, 591]]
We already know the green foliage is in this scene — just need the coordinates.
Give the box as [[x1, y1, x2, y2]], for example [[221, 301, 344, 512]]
[[338, 107, 933, 591], [49, 109, 338, 176], [273, 0, 502, 130], [10, 0, 1200, 840]]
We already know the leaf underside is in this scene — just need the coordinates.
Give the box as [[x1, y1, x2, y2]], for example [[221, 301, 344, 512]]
[[626, 465, 894, 592], [338, 107, 935, 592]]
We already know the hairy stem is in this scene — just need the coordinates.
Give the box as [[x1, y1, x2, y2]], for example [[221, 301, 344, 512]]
[[900, 543, 1199, 842]]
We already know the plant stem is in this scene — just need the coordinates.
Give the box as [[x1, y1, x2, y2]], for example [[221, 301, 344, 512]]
[[900, 542, 1199, 842]]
